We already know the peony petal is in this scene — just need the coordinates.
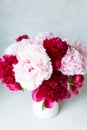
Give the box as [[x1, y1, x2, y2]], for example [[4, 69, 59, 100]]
[[70, 85, 79, 95], [32, 88, 44, 102], [44, 99, 55, 108], [7, 83, 22, 91], [73, 75, 84, 84], [16, 35, 29, 42]]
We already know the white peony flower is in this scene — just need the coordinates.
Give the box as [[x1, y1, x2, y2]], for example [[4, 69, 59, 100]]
[[5, 39, 34, 57], [11, 42, 53, 90], [4, 34, 53, 90]]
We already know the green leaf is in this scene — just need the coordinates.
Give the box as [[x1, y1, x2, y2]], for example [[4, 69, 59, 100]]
[[20, 85, 25, 92], [68, 75, 73, 85], [21, 88, 24, 92], [42, 101, 46, 111]]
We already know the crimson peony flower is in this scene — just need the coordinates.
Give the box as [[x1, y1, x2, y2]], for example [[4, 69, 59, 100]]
[[0, 55, 22, 91], [69, 75, 84, 95], [32, 70, 71, 108], [70, 85, 79, 95], [16, 34, 29, 42], [44, 99, 55, 108], [3, 54, 18, 65], [43, 37, 68, 69], [72, 74, 84, 87]]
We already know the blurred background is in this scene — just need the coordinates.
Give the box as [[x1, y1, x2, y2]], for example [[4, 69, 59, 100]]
[[0, 0, 87, 130]]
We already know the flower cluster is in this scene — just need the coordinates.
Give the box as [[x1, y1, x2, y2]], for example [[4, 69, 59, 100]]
[[32, 70, 71, 108], [0, 33, 87, 109]]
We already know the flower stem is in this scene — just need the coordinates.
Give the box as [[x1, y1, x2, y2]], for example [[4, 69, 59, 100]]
[[42, 101, 46, 111]]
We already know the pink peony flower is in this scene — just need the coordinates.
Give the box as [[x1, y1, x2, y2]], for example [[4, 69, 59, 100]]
[[60, 46, 87, 75], [13, 44, 53, 90], [5, 38, 35, 57], [70, 41, 87, 59], [5, 36, 53, 90]]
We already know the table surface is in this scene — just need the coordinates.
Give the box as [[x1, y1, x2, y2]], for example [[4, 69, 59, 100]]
[[0, 0, 87, 130]]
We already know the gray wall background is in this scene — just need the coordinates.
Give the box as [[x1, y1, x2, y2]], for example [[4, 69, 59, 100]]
[[0, 0, 87, 55]]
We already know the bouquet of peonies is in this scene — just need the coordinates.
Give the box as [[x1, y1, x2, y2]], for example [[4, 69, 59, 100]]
[[0, 32, 87, 109]]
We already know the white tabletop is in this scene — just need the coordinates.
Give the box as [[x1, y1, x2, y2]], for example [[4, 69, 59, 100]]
[[0, 0, 87, 130]]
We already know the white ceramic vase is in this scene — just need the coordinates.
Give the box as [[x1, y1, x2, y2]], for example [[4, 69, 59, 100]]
[[33, 101, 59, 118]]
